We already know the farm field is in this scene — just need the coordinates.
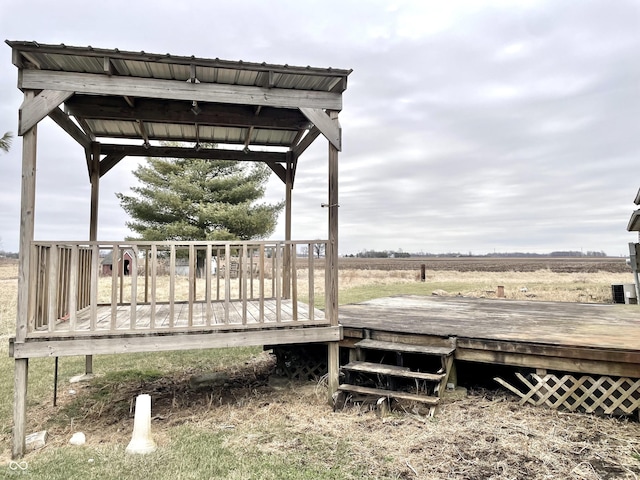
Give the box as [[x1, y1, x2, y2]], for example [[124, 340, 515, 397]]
[[336, 255, 630, 273], [0, 257, 639, 479]]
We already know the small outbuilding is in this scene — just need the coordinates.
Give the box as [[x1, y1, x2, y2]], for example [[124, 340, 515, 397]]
[[101, 249, 135, 276]]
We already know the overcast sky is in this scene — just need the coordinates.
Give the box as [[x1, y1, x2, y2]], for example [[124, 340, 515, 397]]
[[1, 0, 639, 256]]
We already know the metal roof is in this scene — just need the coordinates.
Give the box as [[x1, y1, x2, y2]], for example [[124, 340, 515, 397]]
[[7, 40, 350, 157]]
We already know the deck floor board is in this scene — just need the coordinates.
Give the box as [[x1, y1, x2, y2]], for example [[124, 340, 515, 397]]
[[339, 295, 640, 351], [31, 299, 327, 337]]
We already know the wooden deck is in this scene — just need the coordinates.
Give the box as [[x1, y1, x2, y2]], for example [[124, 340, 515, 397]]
[[10, 299, 338, 359], [339, 295, 640, 377]]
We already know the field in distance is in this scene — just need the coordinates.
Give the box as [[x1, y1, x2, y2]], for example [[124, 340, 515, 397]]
[[335, 256, 630, 273]]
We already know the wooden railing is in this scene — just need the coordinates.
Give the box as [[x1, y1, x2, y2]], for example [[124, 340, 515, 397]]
[[26, 240, 329, 335]]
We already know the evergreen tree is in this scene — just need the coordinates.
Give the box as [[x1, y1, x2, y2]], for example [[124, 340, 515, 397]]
[[117, 156, 284, 245], [0, 132, 12, 153]]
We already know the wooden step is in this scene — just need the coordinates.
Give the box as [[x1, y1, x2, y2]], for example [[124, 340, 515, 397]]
[[342, 361, 445, 382], [355, 339, 455, 356], [338, 384, 440, 405]]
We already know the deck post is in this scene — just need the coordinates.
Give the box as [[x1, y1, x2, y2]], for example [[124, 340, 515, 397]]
[[85, 142, 101, 375], [326, 111, 340, 403], [283, 159, 292, 299], [13, 90, 38, 458]]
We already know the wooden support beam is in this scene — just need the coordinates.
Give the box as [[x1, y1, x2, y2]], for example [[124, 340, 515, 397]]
[[100, 143, 287, 163], [292, 127, 321, 157], [299, 107, 341, 151], [244, 126, 254, 148], [628, 242, 640, 304], [89, 143, 101, 243], [326, 111, 340, 402], [12, 359, 28, 459], [136, 119, 150, 146], [328, 342, 340, 404], [456, 348, 640, 378], [99, 153, 126, 177], [21, 69, 343, 111], [11, 326, 343, 358], [86, 143, 101, 375], [266, 162, 287, 183], [283, 162, 293, 299], [327, 111, 339, 328], [19, 90, 73, 136], [13, 90, 37, 459], [48, 107, 91, 149], [103, 56, 114, 75], [16, 91, 37, 343], [65, 95, 309, 130], [74, 116, 97, 141]]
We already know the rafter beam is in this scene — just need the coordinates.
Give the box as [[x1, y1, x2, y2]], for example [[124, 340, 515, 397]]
[[64, 96, 309, 130], [74, 116, 97, 141], [244, 126, 254, 148], [136, 119, 150, 146], [292, 126, 321, 157], [48, 107, 92, 149], [266, 162, 287, 183], [100, 143, 287, 162], [19, 89, 73, 135], [21, 69, 343, 110], [299, 107, 341, 150]]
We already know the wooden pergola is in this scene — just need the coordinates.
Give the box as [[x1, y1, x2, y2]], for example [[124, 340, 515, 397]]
[[7, 40, 351, 458]]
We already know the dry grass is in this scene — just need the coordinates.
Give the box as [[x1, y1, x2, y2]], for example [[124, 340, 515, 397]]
[[14, 353, 640, 479], [1, 258, 640, 478]]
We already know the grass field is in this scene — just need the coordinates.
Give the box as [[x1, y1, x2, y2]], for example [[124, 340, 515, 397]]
[[1, 257, 639, 479]]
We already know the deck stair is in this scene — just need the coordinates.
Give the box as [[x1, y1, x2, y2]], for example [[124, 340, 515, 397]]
[[336, 337, 456, 415]]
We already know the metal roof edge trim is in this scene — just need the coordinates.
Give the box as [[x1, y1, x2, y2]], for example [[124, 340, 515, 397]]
[[6, 40, 353, 77]]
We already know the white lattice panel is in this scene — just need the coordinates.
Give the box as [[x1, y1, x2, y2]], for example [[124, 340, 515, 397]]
[[495, 373, 640, 415]]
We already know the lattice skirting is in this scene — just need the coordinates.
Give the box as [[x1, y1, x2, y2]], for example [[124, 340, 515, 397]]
[[272, 344, 328, 381], [495, 373, 640, 416]]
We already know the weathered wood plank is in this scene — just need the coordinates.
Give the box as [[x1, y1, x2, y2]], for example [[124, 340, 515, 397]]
[[16, 91, 37, 341], [327, 121, 339, 328], [46, 245, 59, 332], [19, 89, 73, 135], [299, 108, 341, 150], [169, 244, 176, 328], [458, 348, 639, 378], [89, 245, 99, 331], [68, 245, 79, 330], [338, 384, 440, 405], [355, 339, 455, 356], [21, 70, 343, 111], [343, 361, 445, 382], [12, 326, 342, 358], [48, 107, 92, 149], [12, 359, 28, 458]]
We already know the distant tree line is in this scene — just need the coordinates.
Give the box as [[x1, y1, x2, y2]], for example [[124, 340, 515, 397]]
[[346, 250, 411, 258], [344, 249, 608, 258]]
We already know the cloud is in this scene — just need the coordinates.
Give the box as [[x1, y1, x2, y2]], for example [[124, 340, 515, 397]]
[[0, 0, 638, 257]]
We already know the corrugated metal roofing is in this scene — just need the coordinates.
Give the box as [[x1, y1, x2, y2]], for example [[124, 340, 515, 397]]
[[6, 41, 350, 91]]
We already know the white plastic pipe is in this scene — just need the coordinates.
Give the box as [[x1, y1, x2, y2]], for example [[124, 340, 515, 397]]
[[126, 394, 157, 454]]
